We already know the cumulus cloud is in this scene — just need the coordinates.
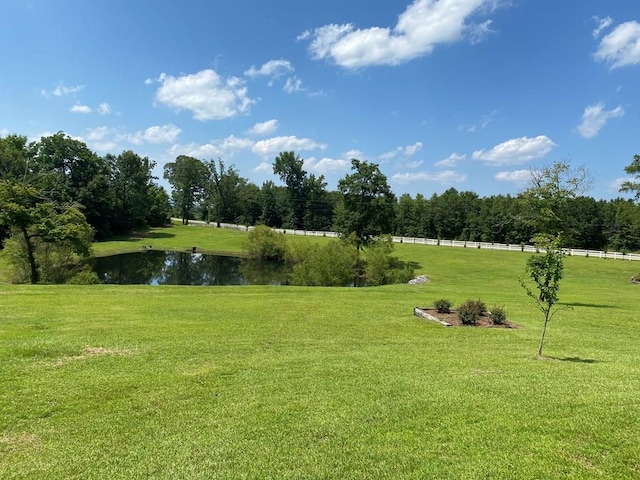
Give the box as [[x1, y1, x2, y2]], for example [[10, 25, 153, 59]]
[[70, 103, 92, 114], [247, 119, 279, 136], [152, 70, 255, 120], [305, 156, 352, 174], [435, 153, 466, 167], [80, 126, 119, 152], [472, 135, 556, 165], [392, 169, 467, 184], [252, 136, 327, 156], [594, 20, 640, 68], [125, 124, 182, 145], [170, 135, 254, 159], [574, 102, 624, 139], [252, 162, 273, 173], [97, 103, 111, 115], [494, 169, 532, 185], [300, 0, 503, 69], [41, 83, 84, 98], [244, 59, 294, 79]]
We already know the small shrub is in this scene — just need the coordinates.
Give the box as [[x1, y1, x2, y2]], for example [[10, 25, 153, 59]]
[[434, 299, 452, 314], [244, 225, 288, 262], [457, 299, 486, 325], [490, 306, 508, 325]]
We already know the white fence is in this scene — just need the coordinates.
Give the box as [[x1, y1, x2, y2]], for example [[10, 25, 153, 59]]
[[177, 219, 640, 262]]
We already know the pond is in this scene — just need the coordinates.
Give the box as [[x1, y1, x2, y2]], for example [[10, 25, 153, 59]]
[[90, 251, 290, 285]]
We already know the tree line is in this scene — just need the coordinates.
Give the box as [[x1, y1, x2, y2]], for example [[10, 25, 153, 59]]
[[2, 131, 640, 283]]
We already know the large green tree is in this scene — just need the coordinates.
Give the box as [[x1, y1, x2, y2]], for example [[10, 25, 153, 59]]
[[334, 159, 396, 248], [273, 151, 308, 229], [163, 155, 209, 225], [0, 181, 93, 284], [206, 159, 246, 227]]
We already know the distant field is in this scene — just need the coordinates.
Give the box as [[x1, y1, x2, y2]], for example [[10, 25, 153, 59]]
[[1, 224, 639, 478]]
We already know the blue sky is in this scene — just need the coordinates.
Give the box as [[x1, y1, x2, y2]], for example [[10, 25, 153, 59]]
[[2, 0, 639, 199]]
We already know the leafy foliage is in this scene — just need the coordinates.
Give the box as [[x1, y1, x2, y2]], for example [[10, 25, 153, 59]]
[[244, 225, 288, 262], [490, 306, 508, 325], [434, 299, 453, 314], [457, 299, 487, 325], [520, 236, 565, 356]]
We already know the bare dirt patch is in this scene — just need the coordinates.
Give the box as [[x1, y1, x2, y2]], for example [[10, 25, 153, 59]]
[[414, 307, 519, 328], [53, 346, 136, 367]]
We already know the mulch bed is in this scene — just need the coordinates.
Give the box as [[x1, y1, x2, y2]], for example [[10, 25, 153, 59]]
[[414, 307, 520, 328]]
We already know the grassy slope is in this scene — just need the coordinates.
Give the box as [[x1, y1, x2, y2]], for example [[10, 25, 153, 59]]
[[1, 225, 639, 478]]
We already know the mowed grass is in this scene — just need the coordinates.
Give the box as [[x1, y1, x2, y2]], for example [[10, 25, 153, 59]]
[[1, 225, 640, 478]]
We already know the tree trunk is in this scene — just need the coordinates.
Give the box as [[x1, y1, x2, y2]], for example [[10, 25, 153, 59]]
[[537, 310, 551, 357], [21, 227, 38, 284]]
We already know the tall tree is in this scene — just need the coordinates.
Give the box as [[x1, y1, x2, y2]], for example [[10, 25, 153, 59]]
[[163, 155, 209, 225], [519, 160, 593, 242], [0, 181, 93, 284], [273, 151, 308, 229], [206, 159, 245, 227], [334, 159, 396, 248], [107, 150, 157, 233]]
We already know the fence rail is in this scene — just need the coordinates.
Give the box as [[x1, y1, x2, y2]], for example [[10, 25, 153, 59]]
[[177, 219, 640, 262]]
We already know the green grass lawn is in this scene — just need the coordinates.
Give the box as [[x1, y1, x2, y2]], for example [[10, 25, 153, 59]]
[[1, 225, 640, 478]]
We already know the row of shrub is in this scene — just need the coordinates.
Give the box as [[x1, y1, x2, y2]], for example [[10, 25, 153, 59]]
[[244, 225, 414, 287], [434, 298, 508, 325]]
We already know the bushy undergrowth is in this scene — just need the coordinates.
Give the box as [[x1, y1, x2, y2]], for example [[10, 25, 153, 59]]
[[244, 225, 288, 262]]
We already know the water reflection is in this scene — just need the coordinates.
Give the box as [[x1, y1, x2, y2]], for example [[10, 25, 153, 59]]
[[91, 251, 289, 285]]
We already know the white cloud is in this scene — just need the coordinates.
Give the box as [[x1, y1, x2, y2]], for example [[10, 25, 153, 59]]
[[610, 177, 634, 192], [153, 69, 255, 120], [284, 76, 304, 93], [344, 149, 365, 160], [41, 83, 84, 98], [574, 102, 624, 139], [247, 119, 279, 136], [472, 135, 556, 165], [252, 136, 327, 156], [380, 142, 423, 160], [435, 153, 466, 167], [244, 59, 294, 78], [305, 156, 351, 174], [170, 134, 254, 159], [125, 124, 182, 145], [494, 169, 532, 185], [592, 16, 613, 39], [70, 103, 92, 114], [594, 21, 640, 68], [392, 169, 467, 184], [252, 162, 273, 173], [405, 160, 424, 168], [301, 0, 502, 69], [97, 103, 111, 115], [80, 126, 118, 152], [0, 128, 9, 137]]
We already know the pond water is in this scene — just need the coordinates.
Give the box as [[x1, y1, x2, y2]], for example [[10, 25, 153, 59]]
[[91, 251, 290, 285]]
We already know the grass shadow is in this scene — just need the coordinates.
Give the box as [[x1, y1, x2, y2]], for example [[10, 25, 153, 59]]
[[548, 356, 602, 364], [561, 302, 618, 309]]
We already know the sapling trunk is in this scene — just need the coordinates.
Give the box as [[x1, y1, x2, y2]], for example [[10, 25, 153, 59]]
[[538, 310, 551, 357]]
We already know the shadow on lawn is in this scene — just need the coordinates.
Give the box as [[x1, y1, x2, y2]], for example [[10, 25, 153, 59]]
[[561, 302, 617, 309], [549, 356, 601, 364]]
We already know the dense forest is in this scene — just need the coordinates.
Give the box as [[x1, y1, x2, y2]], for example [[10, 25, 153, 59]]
[[2, 132, 640, 258]]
